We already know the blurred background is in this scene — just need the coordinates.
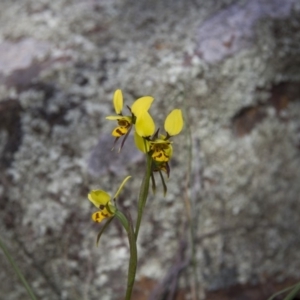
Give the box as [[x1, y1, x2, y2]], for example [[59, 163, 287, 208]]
[[0, 0, 300, 299]]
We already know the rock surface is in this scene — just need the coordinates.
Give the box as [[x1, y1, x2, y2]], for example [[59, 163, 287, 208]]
[[0, 0, 300, 299]]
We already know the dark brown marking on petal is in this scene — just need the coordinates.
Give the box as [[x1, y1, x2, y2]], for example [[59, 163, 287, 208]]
[[99, 204, 105, 210], [95, 212, 101, 221], [118, 120, 130, 127], [116, 128, 124, 136]]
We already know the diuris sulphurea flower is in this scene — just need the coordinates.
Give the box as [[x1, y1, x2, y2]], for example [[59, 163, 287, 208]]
[[134, 109, 183, 193], [88, 190, 115, 223], [106, 89, 154, 151], [134, 108, 183, 165], [88, 176, 131, 223]]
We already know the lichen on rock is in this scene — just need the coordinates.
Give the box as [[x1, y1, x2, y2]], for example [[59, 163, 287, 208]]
[[0, 0, 300, 299]]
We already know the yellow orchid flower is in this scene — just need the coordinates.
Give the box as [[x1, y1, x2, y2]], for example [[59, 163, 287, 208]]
[[106, 89, 154, 149], [149, 109, 182, 165], [106, 115, 132, 137], [149, 137, 173, 162], [106, 89, 133, 138], [148, 136, 173, 178], [134, 109, 183, 161], [88, 190, 115, 223], [135, 133, 173, 161], [88, 176, 131, 223], [134, 109, 183, 179]]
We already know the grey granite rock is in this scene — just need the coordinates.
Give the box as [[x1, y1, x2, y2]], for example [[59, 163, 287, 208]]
[[0, 0, 300, 299]]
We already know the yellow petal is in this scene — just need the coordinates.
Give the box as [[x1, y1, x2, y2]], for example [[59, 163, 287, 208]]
[[164, 109, 183, 136], [112, 126, 129, 137], [134, 131, 149, 153], [106, 115, 122, 120], [106, 115, 132, 122], [131, 96, 154, 117], [152, 150, 169, 162], [113, 89, 123, 114], [92, 209, 113, 223], [135, 111, 155, 137], [113, 176, 131, 199], [88, 190, 111, 208], [150, 141, 173, 162]]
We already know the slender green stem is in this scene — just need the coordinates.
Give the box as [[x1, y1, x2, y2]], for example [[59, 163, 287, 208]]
[[283, 282, 300, 300], [135, 154, 152, 241], [268, 282, 300, 300], [114, 153, 152, 300], [0, 237, 37, 300], [121, 150, 152, 299], [115, 211, 137, 300], [124, 219, 137, 300]]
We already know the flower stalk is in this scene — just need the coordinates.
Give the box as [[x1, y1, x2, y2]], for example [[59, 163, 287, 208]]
[[114, 211, 137, 300], [125, 227, 137, 300], [135, 153, 153, 241]]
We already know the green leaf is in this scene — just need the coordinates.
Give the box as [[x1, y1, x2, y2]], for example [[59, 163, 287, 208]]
[[96, 217, 115, 246], [113, 176, 132, 199], [124, 211, 138, 300], [268, 282, 300, 300], [115, 210, 129, 232], [135, 154, 152, 240], [283, 283, 300, 300]]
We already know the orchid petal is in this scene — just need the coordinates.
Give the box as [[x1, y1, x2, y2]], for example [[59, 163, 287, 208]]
[[113, 89, 123, 114], [92, 209, 113, 223], [88, 190, 111, 208], [134, 132, 149, 153], [164, 109, 183, 136], [131, 96, 154, 117], [135, 111, 155, 137]]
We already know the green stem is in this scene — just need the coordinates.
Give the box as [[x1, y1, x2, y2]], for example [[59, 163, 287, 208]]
[[124, 220, 137, 300], [0, 237, 37, 300], [115, 211, 137, 300], [268, 282, 300, 300], [283, 282, 300, 300], [121, 152, 152, 299], [135, 154, 152, 241]]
